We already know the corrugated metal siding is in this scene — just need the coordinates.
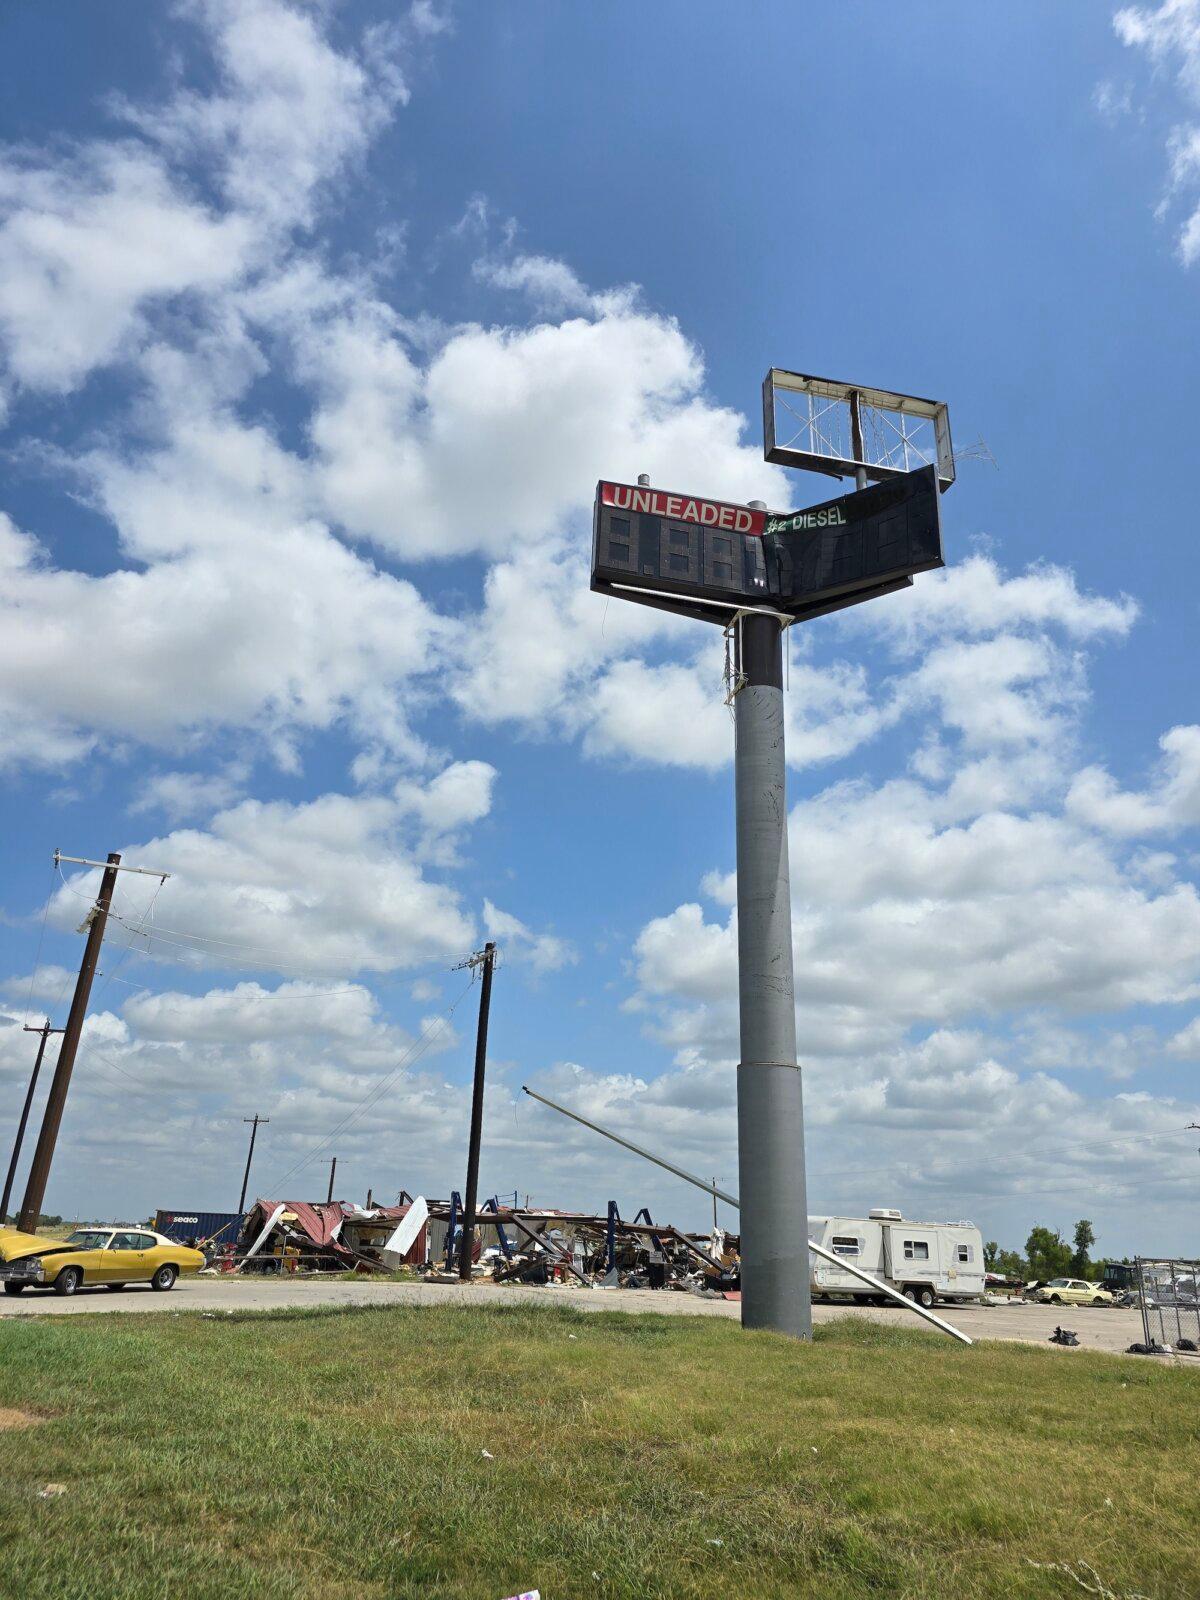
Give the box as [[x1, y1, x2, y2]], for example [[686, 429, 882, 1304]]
[[155, 1209, 244, 1244]]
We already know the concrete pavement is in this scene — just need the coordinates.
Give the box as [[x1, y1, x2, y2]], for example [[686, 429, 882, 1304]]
[[0, 1273, 1170, 1358]]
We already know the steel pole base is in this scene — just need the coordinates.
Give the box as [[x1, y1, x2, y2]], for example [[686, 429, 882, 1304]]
[[737, 1061, 812, 1339]]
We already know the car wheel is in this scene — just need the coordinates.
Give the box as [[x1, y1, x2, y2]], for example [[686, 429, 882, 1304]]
[[1092, 1298, 1106, 1307], [54, 1266, 82, 1297], [1050, 1294, 1062, 1305], [3, 1282, 26, 1295], [916, 1286, 936, 1309], [151, 1264, 177, 1292]]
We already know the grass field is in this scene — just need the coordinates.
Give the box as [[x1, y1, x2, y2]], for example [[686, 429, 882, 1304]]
[[0, 1302, 1195, 1600]]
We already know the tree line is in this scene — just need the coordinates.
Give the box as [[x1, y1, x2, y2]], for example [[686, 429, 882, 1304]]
[[982, 1220, 1113, 1281]]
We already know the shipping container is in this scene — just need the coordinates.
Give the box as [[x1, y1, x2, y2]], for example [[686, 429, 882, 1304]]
[[155, 1209, 244, 1245]]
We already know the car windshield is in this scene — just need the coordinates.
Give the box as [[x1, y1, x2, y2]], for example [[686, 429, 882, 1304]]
[[65, 1230, 110, 1249]]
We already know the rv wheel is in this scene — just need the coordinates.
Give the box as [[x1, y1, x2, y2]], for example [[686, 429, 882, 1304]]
[[916, 1286, 936, 1309], [903, 1286, 917, 1302]]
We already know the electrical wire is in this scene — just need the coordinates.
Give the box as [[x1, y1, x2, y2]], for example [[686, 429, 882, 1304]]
[[21, 885, 52, 1029], [106, 913, 475, 986], [259, 978, 475, 1196]]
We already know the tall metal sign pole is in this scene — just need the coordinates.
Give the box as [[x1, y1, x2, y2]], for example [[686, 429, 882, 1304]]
[[734, 597, 811, 1336], [591, 368, 954, 1339]]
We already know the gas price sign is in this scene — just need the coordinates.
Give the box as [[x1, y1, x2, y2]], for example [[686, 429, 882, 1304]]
[[591, 465, 944, 625]]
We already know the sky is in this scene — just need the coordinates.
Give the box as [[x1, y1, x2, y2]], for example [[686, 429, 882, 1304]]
[[1, 0, 1199, 1257]]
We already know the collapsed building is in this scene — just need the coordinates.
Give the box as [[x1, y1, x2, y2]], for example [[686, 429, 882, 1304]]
[[233, 1197, 429, 1273], [209, 1192, 738, 1293]]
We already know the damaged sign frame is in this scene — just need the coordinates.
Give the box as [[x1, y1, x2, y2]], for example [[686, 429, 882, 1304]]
[[590, 465, 944, 626]]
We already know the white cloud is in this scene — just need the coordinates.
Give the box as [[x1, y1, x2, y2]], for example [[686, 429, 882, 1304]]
[[473, 253, 603, 314], [482, 899, 577, 974], [127, 0, 408, 233], [1116, 0, 1200, 261], [0, 507, 447, 770], [392, 760, 496, 839], [123, 979, 381, 1043], [1166, 1014, 1200, 1055], [583, 656, 732, 770], [50, 782, 485, 980], [303, 297, 788, 561], [0, 146, 250, 396], [859, 554, 1138, 650], [132, 766, 249, 822], [0, 966, 77, 1007], [1067, 724, 1200, 835]]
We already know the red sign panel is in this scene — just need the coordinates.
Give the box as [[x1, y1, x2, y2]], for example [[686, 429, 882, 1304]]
[[600, 481, 766, 536]]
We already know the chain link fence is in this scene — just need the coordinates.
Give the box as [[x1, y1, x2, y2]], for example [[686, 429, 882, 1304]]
[[1135, 1257, 1200, 1352]]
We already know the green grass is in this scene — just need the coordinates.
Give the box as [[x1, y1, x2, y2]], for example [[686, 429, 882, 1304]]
[[0, 1302, 1196, 1599]]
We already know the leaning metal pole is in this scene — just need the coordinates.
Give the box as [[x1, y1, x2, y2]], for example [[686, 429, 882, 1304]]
[[520, 1084, 970, 1343], [734, 606, 812, 1338]]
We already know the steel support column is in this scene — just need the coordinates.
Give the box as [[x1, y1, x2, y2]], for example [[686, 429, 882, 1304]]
[[734, 612, 812, 1339]]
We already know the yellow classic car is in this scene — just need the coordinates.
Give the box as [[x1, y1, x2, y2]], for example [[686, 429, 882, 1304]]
[[0, 1226, 204, 1296], [1032, 1277, 1115, 1307]]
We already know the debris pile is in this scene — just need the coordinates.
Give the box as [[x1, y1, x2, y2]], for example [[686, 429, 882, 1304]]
[[229, 1196, 429, 1274], [426, 1200, 740, 1294]]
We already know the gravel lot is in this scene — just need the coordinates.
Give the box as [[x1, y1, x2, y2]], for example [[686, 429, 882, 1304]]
[[0, 1273, 1168, 1357]]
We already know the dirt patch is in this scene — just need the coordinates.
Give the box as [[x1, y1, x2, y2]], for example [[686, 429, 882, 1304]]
[[0, 1406, 46, 1430]]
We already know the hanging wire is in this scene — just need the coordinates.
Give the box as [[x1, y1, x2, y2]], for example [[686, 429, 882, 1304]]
[[259, 977, 476, 1195], [21, 885, 53, 1029]]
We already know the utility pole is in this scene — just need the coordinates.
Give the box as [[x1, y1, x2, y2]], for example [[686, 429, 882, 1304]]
[[326, 1156, 337, 1204], [19, 853, 123, 1232], [458, 942, 497, 1280], [712, 1178, 719, 1232], [238, 1116, 268, 1214], [2, 1020, 65, 1223], [733, 578, 812, 1339]]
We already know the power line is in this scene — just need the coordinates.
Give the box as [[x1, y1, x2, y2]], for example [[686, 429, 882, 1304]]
[[21, 886, 52, 1030], [106, 915, 476, 986], [260, 979, 474, 1196]]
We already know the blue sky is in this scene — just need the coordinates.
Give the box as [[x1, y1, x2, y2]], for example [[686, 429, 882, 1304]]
[[1, 0, 1198, 1256]]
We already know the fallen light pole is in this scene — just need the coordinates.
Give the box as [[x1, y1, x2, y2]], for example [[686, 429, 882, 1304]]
[[521, 1084, 970, 1345], [591, 374, 953, 1339]]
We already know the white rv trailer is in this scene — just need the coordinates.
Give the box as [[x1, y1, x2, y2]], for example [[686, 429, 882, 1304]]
[[808, 1208, 985, 1308]]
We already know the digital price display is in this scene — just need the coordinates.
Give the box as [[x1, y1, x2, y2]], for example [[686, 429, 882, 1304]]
[[591, 465, 943, 625]]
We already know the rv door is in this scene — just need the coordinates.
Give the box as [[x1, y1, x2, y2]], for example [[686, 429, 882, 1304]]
[[885, 1225, 939, 1287]]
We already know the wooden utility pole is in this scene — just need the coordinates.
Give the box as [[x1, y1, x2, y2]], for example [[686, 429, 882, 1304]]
[[458, 942, 497, 1280], [18, 854, 122, 1232], [238, 1116, 268, 1214], [326, 1156, 337, 1204], [1, 1020, 65, 1223]]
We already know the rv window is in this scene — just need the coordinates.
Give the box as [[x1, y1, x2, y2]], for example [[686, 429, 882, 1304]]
[[903, 1240, 930, 1261], [831, 1236, 861, 1257], [956, 1245, 973, 1263]]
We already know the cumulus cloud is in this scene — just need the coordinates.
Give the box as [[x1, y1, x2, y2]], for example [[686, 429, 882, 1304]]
[[1067, 724, 1200, 835], [0, 507, 447, 770], [2, 0, 1197, 1250], [50, 780, 485, 980], [302, 300, 787, 561], [482, 899, 576, 975]]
